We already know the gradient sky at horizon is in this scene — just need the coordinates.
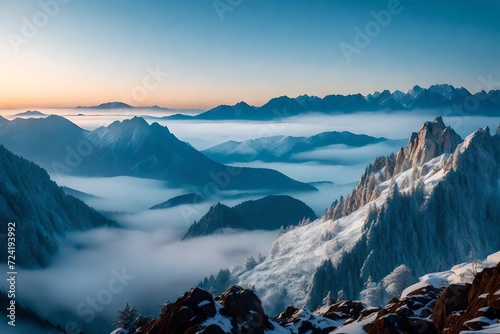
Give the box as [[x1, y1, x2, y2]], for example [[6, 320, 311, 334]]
[[0, 0, 499, 109]]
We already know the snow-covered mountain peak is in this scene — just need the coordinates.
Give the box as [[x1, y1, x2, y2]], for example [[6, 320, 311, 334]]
[[449, 126, 497, 178], [496, 124, 500, 136]]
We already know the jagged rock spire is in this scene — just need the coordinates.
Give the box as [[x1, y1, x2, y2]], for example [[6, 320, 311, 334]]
[[394, 116, 461, 174]]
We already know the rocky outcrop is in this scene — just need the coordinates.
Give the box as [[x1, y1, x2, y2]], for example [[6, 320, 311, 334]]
[[394, 116, 461, 174], [435, 263, 500, 334], [138, 286, 276, 334], [433, 284, 471, 332], [364, 285, 441, 334]]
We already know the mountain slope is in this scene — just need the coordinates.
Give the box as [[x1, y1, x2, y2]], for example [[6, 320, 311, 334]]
[[0, 116, 315, 192], [182, 195, 317, 240], [203, 131, 386, 163], [0, 145, 116, 267], [202, 117, 500, 315]]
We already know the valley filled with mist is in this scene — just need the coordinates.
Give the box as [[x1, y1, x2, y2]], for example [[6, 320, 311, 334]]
[[1, 104, 500, 333]]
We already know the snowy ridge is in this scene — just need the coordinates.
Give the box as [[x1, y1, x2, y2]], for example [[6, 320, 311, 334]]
[[401, 251, 500, 299], [206, 117, 500, 315]]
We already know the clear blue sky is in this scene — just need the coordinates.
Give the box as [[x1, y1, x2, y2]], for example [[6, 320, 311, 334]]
[[1, 0, 499, 108]]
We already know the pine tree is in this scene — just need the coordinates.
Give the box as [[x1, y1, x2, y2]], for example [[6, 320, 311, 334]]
[[322, 291, 332, 306], [114, 303, 138, 331], [336, 290, 345, 302]]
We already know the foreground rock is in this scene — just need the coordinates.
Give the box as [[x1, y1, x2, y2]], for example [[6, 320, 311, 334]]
[[130, 262, 500, 334]]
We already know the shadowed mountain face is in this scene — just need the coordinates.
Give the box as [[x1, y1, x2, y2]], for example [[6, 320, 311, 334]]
[[0, 145, 116, 267], [203, 131, 386, 163], [0, 116, 315, 192], [182, 195, 317, 240], [169, 84, 500, 120]]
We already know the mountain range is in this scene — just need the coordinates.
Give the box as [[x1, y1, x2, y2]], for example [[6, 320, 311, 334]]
[[199, 117, 500, 315], [13, 110, 47, 117], [75, 101, 169, 110], [0, 116, 315, 192], [0, 145, 116, 267], [182, 195, 317, 240], [163, 84, 500, 120], [202, 131, 387, 163]]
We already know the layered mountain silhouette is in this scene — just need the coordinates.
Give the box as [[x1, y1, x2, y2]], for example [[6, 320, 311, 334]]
[[164, 84, 500, 120], [0, 145, 116, 267], [0, 116, 315, 191], [182, 195, 317, 240], [203, 131, 387, 163]]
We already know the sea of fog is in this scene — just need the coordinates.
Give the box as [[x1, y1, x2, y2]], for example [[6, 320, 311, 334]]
[[1, 110, 499, 332]]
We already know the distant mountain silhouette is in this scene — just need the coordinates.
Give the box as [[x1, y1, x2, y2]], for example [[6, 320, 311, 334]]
[[76, 101, 170, 110], [13, 110, 47, 117], [0, 116, 315, 192], [164, 84, 500, 120], [182, 195, 317, 240], [203, 131, 386, 163]]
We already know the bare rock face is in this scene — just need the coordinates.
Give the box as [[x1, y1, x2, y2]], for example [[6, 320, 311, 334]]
[[432, 284, 471, 333], [440, 263, 500, 334], [394, 116, 461, 174]]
